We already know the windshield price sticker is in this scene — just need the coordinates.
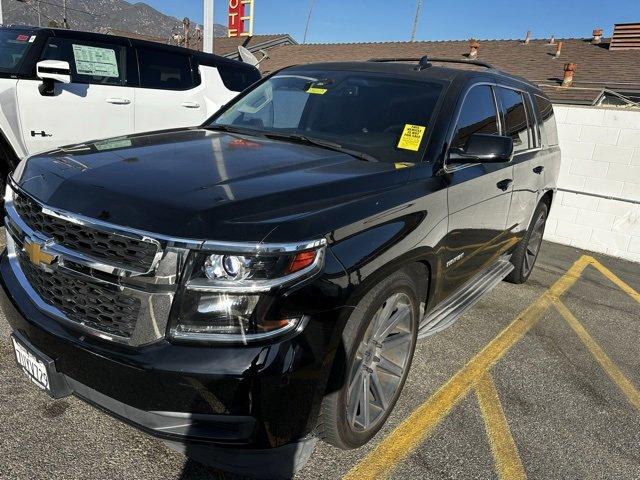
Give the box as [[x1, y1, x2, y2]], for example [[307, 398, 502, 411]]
[[72, 44, 119, 78], [397, 124, 426, 151], [307, 87, 327, 95]]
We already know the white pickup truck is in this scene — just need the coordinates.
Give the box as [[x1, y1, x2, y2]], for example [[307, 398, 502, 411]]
[[0, 25, 260, 178]]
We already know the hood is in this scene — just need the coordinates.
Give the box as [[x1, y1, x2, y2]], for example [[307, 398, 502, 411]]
[[13, 128, 411, 242]]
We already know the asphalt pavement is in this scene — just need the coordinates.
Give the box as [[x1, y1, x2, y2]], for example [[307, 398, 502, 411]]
[[1, 236, 638, 480]]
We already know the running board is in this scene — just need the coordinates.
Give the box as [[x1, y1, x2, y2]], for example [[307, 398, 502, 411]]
[[418, 257, 514, 339]]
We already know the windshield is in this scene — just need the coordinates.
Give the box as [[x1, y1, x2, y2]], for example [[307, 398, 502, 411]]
[[210, 70, 445, 163], [0, 30, 35, 73]]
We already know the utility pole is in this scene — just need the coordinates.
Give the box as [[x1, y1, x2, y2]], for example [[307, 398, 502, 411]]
[[303, 0, 316, 44], [0, 0, 3, 25], [203, 0, 214, 53], [37, 0, 41, 27], [183, 17, 191, 49], [410, 0, 423, 42], [62, 0, 69, 28]]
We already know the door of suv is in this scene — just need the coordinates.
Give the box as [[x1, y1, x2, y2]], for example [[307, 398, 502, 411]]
[[442, 84, 514, 295], [16, 34, 135, 155], [497, 86, 544, 241], [133, 46, 207, 133]]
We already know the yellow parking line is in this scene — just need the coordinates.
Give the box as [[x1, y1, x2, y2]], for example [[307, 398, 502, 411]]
[[343, 256, 591, 480], [553, 298, 640, 411], [476, 373, 527, 480], [586, 256, 640, 305]]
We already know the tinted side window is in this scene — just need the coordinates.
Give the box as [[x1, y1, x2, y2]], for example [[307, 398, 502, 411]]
[[535, 94, 559, 146], [137, 48, 194, 90], [40, 37, 126, 86], [451, 85, 499, 151], [497, 87, 530, 152], [217, 63, 261, 91]]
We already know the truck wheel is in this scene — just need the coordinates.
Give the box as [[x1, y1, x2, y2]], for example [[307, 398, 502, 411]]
[[0, 139, 16, 197], [505, 201, 549, 284], [318, 269, 419, 449]]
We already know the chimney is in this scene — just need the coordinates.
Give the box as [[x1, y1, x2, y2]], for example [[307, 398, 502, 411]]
[[523, 30, 531, 44], [562, 63, 577, 87], [548, 34, 556, 45], [469, 39, 480, 59], [553, 41, 563, 58], [591, 28, 603, 44]]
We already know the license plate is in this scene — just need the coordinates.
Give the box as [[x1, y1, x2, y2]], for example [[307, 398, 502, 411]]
[[12, 336, 50, 393]]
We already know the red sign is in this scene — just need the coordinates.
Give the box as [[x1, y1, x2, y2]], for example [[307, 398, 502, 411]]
[[228, 0, 246, 37]]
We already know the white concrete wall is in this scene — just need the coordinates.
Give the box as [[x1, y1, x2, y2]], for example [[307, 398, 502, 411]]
[[544, 105, 640, 262]]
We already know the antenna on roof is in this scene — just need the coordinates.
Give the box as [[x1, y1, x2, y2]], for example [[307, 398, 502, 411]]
[[414, 55, 431, 70], [237, 46, 269, 69]]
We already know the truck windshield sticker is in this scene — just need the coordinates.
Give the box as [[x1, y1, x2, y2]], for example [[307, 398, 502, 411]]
[[306, 87, 327, 95], [397, 124, 426, 151], [72, 44, 119, 78], [93, 137, 132, 151]]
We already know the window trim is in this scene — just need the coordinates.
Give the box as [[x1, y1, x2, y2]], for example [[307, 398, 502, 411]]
[[444, 81, 542, 173]]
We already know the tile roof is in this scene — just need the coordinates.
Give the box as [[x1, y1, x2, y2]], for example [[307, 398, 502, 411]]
[[211, 34, 296, 57], [259, 38, 640, 104]]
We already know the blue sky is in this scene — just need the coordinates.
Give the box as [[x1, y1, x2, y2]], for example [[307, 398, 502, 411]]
[[147, 0, 640, 43]]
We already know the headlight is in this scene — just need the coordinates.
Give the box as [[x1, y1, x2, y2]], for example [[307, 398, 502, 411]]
[[169, 240, 326, 343]]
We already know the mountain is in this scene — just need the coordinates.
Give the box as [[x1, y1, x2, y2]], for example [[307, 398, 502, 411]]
[[2, 0, 227, 41]]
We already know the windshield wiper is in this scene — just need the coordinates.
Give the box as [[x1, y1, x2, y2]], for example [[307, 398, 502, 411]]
[[264, 132, 378, 163], [204, 124, 262, 136]]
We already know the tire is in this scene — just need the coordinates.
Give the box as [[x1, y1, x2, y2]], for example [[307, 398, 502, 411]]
[[505, 201, 549, 284], [318, 268, 420, 449], [0, 139, 17, 197]]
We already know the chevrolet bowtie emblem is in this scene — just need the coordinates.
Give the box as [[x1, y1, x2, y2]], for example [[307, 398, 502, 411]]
[[23, 241, 56, 267]]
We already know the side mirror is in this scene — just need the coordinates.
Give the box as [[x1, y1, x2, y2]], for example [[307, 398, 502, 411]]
[[448, 134, 514, 164], [36, 60, 71, 84]]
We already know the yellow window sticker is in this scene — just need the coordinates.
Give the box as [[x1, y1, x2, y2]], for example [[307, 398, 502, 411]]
[[397, 124, 426, 151], [394, 162, 415, 169], [307, 87, 327, 95]]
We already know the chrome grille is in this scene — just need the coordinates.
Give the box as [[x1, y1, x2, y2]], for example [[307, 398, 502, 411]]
[[13, 192, 159, 273], [18, 255, 141, 339]]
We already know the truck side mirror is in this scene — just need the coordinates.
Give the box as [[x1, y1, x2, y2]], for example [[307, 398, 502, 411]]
[[36, 60, 71, 96], [37, 60, 72, 84], [448, 134, 514, 164]]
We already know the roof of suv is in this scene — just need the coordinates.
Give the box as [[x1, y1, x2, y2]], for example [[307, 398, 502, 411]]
[[286, 60, 544, 95]]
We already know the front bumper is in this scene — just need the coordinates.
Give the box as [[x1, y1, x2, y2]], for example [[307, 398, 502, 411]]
[[0, 251, 342, 450]]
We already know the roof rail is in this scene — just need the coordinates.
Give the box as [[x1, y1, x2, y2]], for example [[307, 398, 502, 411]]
[[368, 56, 495, 71]]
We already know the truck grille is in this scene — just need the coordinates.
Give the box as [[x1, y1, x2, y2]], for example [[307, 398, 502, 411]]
[[14, 192, 159, 272], [19, 256, 141, 339]]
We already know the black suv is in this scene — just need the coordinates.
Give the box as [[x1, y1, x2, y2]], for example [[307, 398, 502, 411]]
[[2, 57, 560, 478]]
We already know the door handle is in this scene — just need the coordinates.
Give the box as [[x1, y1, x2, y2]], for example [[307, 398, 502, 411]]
[[106, 98, 131, 105], [181, 101, 201, 109], [533, 165, 544, 175], [496, 179, 513, 191]]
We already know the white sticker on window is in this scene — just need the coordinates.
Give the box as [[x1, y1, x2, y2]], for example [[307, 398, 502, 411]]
[[72, 44, 119, 78]]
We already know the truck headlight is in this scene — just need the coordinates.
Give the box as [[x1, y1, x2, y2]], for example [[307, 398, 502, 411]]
[[169, 240, 326, 343]]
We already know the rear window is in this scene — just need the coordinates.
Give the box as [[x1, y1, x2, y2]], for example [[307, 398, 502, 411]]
[[535, 95, 559, 146], [0, 30, 35, 73], [217, 63, 261, 92], [197, 56, 261, 92], [137, 48, 195, 90]]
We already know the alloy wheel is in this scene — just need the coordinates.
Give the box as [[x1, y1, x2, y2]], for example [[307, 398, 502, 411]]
[[523, 210, 546, 276], [346, 292, 415, 432]]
